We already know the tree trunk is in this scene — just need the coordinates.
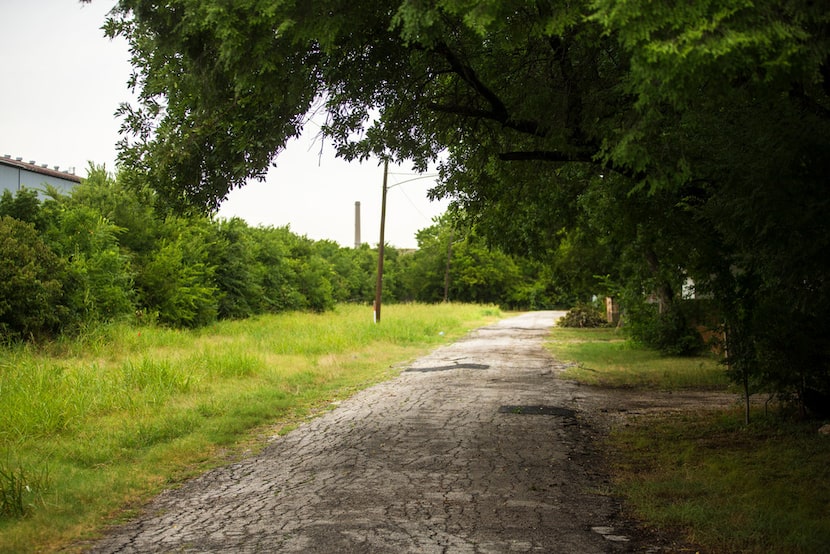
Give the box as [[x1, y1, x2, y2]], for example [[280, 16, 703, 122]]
[[644, 247, 675, 313]]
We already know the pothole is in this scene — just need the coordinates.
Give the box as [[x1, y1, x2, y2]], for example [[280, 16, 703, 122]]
[[498, 405, 576, 417]]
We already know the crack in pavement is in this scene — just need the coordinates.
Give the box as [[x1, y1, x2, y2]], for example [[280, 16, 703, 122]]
[[83, 311, 642, 553]]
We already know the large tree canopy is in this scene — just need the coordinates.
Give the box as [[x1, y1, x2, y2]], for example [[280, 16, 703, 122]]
[[105, 0, 829, 200], [105, 0, 635, 210], [105, 0, 830, 412]]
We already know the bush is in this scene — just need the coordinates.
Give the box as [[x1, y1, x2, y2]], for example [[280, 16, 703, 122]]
[[625, 300, 703, 356], [138, 237, 218, 328], [211, 218, 264, 319], [557, 302, 609, 328], [0, 216, 68, 339], [42, 204, 135, 324], [0, 188, 43, 229]]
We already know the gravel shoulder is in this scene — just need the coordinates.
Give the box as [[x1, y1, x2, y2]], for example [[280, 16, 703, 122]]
[[82, 311, 735, 553]]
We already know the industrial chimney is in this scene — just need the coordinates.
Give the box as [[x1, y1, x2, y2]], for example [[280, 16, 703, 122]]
[[354, 201, 361, 249]]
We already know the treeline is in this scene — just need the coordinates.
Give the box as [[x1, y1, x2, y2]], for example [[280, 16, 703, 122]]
[[0, 165, 562, 341]]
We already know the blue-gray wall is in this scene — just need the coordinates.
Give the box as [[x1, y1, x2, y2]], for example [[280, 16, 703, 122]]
[[0, 158, 80, 197]]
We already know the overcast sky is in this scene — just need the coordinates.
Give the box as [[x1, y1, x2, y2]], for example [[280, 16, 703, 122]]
[[0, 1, 448, 248]]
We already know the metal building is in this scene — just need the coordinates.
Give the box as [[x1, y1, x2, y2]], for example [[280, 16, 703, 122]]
[[0, 154, 81, 197]]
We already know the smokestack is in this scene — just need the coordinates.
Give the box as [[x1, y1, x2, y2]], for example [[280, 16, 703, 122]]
[[354, 201, 361, 249]]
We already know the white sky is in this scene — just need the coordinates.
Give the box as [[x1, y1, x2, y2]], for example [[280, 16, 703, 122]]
[[0, 0, 448, 248]]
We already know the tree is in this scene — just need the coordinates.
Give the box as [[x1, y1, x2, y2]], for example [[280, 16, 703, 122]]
[[1, 184, 136, 333], [347, 244, 381, 303], [283, 234, 336, 313], [247, 225, 305, 312], [102, 0, 639, 214], [71, 163, 160, 256], [0, 188, 44, 229], [403, 214, 562, 308], [105, 0, 830, 413]]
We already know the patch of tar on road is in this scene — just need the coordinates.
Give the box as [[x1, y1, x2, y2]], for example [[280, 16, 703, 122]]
[[406, 362, 490, 373], [81, 311, 718, 554], [498, 405, 577, 418]]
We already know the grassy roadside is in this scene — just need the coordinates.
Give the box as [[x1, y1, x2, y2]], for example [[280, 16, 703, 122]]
[[0, 303, 501, 553], [546, 326, 830, 553], [546, 326, 729, 390]]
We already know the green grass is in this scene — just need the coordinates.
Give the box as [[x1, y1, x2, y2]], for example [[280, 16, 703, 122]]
[[545, 326, 729, 390], [547, 326, 830, 553], [611, 411, 830, 553], [0, 303, 501, 553]]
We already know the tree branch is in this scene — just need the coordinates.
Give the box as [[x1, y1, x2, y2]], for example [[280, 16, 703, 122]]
[[499, 150, 647, 183], [790, 82, 830, 120], [498, 150, 593, 163], [549, 34, 589, 146], [426, 101, 545, 136], [433, 41, 507, 117], [431, 42, 546, 138], [426, 102, 497, 120], [821, 56, 830, 98]]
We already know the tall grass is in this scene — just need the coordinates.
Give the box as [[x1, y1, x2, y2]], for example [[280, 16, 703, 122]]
[[0, 303, 500, 553], [0, 457, 49, 519]]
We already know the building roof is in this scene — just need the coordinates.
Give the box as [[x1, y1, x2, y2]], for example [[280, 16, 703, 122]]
[[0, 154, 82, 183]]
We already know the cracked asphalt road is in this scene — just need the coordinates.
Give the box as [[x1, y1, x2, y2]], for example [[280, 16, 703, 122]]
[[84, 311, 642, 553]]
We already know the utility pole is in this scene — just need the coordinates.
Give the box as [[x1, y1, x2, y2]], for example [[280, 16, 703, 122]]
[[444, 228, 453, 302], [373, 159, 389, 323]]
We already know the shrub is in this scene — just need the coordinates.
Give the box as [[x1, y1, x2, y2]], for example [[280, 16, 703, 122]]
[[0, 216, 68, 339], [0, 188, 43, 229], [625, 300, 703, 356], [557, 302, 609, 328], [138, 237, 218, 328], [211, 218, 265, 319], [42, 204, 135, 324]]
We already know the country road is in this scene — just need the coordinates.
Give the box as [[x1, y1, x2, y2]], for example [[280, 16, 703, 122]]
[[83, 311, 663, 553]]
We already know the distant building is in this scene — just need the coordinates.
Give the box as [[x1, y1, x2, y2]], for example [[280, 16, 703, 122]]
[[0, 154, 81, 197]]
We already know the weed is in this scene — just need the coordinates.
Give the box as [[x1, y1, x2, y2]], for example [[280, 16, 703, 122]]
[[0, 458, 49, 519], [121, 358, 194, 396]]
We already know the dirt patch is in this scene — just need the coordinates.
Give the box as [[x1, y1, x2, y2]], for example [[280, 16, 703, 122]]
[[564, 382, 737, 553], [575, 385, 738, 428]]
